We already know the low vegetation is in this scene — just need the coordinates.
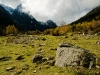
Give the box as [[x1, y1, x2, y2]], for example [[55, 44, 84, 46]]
[[0, 33, 100, 75]]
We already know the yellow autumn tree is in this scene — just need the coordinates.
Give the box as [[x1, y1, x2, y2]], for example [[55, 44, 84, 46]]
[[6, 25, 18, 34]]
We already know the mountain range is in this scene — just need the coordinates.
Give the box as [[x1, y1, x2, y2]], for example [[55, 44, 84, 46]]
[[0, 3, 100, 35], [0, 4, 57, 34]]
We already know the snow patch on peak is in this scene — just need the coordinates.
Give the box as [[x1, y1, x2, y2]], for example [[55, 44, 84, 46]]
[[0, 4, 14, 15]]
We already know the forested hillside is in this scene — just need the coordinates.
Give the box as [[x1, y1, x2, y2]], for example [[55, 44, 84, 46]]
[[44, 5, 100, 36]]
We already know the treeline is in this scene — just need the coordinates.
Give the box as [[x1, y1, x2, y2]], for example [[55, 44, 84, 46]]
[[1, 19, 100, 36], [43, 19, 100, 36]]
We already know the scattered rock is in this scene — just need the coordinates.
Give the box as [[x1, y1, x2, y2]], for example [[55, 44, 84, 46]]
[[59, 42, 73, 47], [15, 70, 22, 74], [55, 42, 96, 68], [47, 56, 55, 60], [32, 54, 43, 63], [22, 64, 29, 70], [34, 70, 37, 73], [16, 55, 24, 60], [50, 48, 57, 50], [96, 58, 100, 69], [44, 65, 50, 69], [22, 45, 26, 47], [42, 58, 47, 62], [36, 48, 44, 53], [38, 48, 42, 51], [96, 65, 100, 69], [41, 38, 46, 41], [48, 60, 55, 66], [65, 36, 68, 38], [95, 41, 100, 44], [43, 60, 55, 66], [6, 66, 15, 71], [55, 73, 59, 75], [72, 37, 77, 40], [38, 43, 46, 46], [89, 61, 94, 69], [38, 67, 42, 70], [69, 34, 73, 36], [0, 56, 11, 61]]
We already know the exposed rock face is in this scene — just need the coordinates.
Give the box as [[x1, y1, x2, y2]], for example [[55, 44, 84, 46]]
[[55, 42, 96, 68]]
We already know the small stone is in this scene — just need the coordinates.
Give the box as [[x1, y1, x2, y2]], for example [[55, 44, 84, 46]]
[[44, 65, 50, 69], [32, 54, 43, 63], [89, 61, 94, 69], [49, 60, 55, 66], [72, 37, 77, 40], [96, 65, 100, 69], [42, 58, 47, 62], [15, 70, 22, 74], [50, 48, 57, 50], [16, 55, 24, 60], [47, 56, 54, 60], [38, 43, 46, 46], [96, 41, 100, 44], [22, 64, 29, 70], [59, 42, 72, 47], [55, 73, 59, 75], [69, 34, 73, 36], [6, 66, 15, 71], [0, 56, 11, 61], [41, 38, 46, 41], [65, 36, 68, 38], [38, 67, 42, 70], [34, 70, 37, 73]]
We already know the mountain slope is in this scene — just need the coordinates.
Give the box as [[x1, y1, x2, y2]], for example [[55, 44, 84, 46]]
[[0, 4, 57, 34], [12, 4, 45, 31], [71, 5, 100, 25], [0, 5, 15, 35], [12, 4, 57, 31], [0, 5, 14, 26], [0, 4, 14, 15]]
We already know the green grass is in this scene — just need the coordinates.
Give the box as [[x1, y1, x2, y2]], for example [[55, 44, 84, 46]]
[[0, 34, 100, 75]]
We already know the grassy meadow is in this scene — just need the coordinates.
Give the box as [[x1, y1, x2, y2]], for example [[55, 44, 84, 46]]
[[0, 33, 100, 75]]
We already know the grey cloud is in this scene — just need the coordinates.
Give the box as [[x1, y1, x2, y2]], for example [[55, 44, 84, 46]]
[[0, 0, 100, 25], [21, 0, 100, 25], [0, 0, 21, 8]]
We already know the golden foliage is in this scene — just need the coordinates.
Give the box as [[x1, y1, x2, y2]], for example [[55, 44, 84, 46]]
[[6, 25, 18, 34]]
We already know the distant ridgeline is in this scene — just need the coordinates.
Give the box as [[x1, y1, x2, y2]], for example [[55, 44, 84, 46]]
[[43, 5, 100, 36], [0, 4, 100, 36], [0, 4, 57, 35]]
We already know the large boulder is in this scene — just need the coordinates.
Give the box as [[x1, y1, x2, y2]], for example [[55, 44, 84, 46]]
[[55, 42, 96, 68]]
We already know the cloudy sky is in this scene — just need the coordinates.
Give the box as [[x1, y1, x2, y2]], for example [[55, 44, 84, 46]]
[[0, 0, 100, 25]]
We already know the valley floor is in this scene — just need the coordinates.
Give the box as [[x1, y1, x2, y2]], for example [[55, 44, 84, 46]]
[[0, 34, 100, 75]]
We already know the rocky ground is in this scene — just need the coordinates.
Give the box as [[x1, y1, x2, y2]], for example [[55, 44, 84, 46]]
[[0, 34, 100, 75]]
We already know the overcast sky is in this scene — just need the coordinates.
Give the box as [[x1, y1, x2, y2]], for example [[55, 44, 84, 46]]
[[0, 0, 100, 25]]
